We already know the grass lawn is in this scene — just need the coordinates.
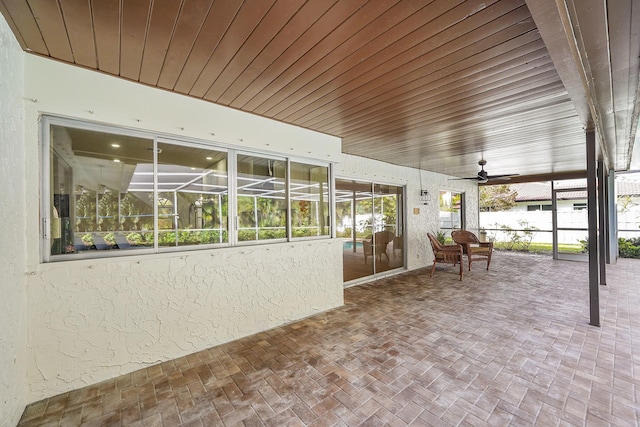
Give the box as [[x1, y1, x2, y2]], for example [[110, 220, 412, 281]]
[[442, 239, 584, 254], [444, 236, 640, 258], [493, 242, 584, 254]]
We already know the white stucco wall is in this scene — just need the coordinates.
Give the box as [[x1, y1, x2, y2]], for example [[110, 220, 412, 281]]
[[23, 55, 342, 162], [0, 14, 28, 427], [27, 240, 343, 399], [22, 56, 344, 401], [19, 54, 479, 403]]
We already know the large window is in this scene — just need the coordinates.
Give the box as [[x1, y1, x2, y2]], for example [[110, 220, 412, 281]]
[[43, 118, 330, 261]]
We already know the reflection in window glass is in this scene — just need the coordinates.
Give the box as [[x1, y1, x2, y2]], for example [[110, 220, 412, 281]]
[[49, 124, 154, 255], [157, 142, 228, 247], [50, 151, 73, 255], [45, 119, 332, 261], [236, 155, 286, 241], [439, 190, 465, 235], [373, 183, 404, 274], [290, 162, 329, 237], [336, 179, 405, 282], [119, 163, 155, 247]]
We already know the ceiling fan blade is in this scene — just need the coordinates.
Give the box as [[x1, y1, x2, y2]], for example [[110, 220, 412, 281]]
[[449, 160, 518, 183], [487, 173, 520, 180]]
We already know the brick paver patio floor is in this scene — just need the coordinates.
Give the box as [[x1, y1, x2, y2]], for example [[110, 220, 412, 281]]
[[19, 252, 640, 426]]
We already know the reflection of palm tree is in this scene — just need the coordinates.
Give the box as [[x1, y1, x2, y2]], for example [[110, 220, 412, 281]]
[[75, 191, 96, 232], [201, 202, 214, 227], [356, 198, 373, 215], [237, 196, 256, 227], [199, 197, 227, 229], [257, 198, 285, 227], [120, 193, 154, 231], [98, 191, 119, 231]]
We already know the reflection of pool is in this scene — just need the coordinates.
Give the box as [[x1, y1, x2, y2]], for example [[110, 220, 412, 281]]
[[343, 241, 363, 249]]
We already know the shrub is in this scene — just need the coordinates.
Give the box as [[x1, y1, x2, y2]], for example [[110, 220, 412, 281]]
[[258, 229, 286, 240], [238, 230, 255, 241], [619, 237, 640, 259], [104, 232, 116, 246], [492, 220, 538, 251], [292, 228, 317, 237], [126, 232, 147, 245], [579, 237, 640, 258], [197, 230, 222, 244], [579, 237, 589, 253], [337, 227, 352, 238]]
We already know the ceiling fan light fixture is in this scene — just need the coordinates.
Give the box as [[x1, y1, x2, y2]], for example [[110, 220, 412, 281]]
[[449, 159, 518, 183]]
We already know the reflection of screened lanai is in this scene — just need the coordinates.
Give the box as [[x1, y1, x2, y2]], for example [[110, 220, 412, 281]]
[[47, 121, 330, 259]]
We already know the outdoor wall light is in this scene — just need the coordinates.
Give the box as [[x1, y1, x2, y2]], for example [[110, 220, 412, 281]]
[[420, 190, 431, 205]]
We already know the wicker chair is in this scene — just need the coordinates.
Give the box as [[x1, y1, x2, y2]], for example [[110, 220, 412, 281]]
[[451, 230, 494, 271], [427, 233, 463, 280], [363, 230, 392, 264]]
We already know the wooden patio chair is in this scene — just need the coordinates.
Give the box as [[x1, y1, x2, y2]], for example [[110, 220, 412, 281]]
[[451, 229, 494, 271], [427, 233, 463, 280]]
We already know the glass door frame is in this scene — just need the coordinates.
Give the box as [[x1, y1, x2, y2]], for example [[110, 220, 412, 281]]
[[552, 186, 589, 261], [335, 177, 406, 284], [438, 190, 466, 238]]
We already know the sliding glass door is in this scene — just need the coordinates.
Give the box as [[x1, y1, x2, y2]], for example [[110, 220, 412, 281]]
[[336, 179, 404, 283]]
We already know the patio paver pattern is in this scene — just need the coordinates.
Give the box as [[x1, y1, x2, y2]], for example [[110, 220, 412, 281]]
[[19, 252, 640, 426]]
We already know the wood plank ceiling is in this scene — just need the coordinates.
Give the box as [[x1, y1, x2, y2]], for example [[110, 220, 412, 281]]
[[1, 0, 638, 180]]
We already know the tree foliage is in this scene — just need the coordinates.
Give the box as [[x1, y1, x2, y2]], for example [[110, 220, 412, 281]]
[[617, 194, 637, 213], [479, 184, 517, 212], [619, 237, 640, 258]]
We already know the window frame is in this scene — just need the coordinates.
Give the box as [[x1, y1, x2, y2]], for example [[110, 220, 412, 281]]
[[40, 116, 332, 263], [154, 137, 231, 253], [288, 158, 332, 241], [234, 150, 289, 246], [439, 190, 466, 233], [41, 117, 159, 262]]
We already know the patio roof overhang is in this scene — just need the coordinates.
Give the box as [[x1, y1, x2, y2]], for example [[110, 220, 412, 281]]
[[0, 0, 638, 181]]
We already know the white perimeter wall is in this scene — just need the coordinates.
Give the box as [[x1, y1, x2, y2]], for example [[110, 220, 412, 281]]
[[22, 56, 344, 402], [0, 15, 27, 427]]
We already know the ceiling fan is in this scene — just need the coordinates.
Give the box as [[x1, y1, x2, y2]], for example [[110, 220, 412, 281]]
[[454, 160, 519, 184]]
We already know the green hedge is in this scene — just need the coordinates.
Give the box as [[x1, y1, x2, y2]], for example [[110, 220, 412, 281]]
[[619, 237, 640, 259]]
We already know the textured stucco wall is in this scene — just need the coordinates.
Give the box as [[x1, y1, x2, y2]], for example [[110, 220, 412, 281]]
[[22, 57, 344, 402], [27, 240, 343, 400], [20, 52, 479, 404], [0, 14, 28, 427], [335, 155, 479, 271]]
